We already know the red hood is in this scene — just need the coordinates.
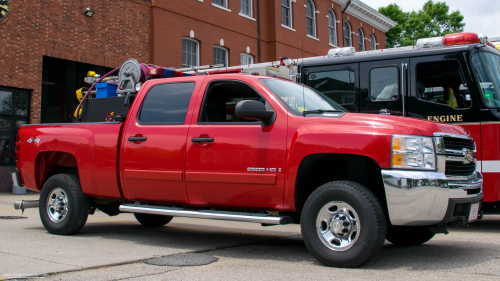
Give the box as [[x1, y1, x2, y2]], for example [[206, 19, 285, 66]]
[[340, 113, 469, 137]]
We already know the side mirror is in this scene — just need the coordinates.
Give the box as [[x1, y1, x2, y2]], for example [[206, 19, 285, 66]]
[[235, 100, 275, 126]]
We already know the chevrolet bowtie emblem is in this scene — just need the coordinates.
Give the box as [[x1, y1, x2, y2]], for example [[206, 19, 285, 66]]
[[463, 148, 473, 163]]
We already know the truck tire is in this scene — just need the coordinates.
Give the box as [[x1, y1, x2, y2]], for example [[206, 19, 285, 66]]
[[39, 174, 89, 235], [386, 227, 435, 246], [134, 213, 173, 227], [301, 181, 387, 268]]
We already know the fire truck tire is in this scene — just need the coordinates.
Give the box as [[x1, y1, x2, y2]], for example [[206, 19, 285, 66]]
[[39, 173, 89, 235], [386, 227, 435, 246], [134, 213, 173, 227], [301, 181, 387, 268]]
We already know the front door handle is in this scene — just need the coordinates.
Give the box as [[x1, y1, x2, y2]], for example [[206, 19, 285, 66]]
[[191, 137, 214, 143], [128, 136, 147, 142]]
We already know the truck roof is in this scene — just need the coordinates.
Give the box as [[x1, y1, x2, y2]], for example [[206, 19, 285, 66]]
[[300, 45, 474, 68]]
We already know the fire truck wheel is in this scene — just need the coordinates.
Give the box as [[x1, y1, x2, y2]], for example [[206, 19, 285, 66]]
[[134, 213, 173, 227], [301, 181, 387, 268], [39, 173, 89, 235], [386, 227, 435, 246]]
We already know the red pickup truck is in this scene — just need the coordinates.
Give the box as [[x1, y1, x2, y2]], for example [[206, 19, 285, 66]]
[[14, 73, 483, 267]]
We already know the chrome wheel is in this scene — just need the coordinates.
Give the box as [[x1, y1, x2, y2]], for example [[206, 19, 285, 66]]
[[316, 201, 360, 251], [46, 188, 68, 223]]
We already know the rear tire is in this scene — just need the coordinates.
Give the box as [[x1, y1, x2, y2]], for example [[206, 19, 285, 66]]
[[39, 174, 89, 235], [386, 227, 435, 246], [134, 213, 173, 227], [301, 181, 387, 268]]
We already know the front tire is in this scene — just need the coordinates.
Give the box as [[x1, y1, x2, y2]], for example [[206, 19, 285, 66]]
[[386, 227, 435, 246], [39, 174, 89, 235], [301, 181, 387, 268], [134, 213, 173, 227]]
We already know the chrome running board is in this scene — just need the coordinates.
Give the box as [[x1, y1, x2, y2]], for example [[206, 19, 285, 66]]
[[119, 204, 293, 225]]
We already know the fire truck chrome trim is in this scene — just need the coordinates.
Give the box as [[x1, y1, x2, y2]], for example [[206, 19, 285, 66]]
[[381, 170, 483, 226]]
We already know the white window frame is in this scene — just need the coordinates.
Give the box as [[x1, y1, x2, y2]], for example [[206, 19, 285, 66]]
[[182, 38, 199, 67], [240, 53, 254, 65], [239, 0, 252, 17], [306, 0, 316, 37], [281, 0, 293, 28], [328, 10, 337, 46], [213, 46, 228, 67], [213, 0, 227, 8], [370, 33, 376, 50], [358, 28, 364, 51], [344, 21, 351, 47]]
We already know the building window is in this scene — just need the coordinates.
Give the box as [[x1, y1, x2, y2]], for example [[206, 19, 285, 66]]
[[358, 28, 364, 51], [213, 0, 227, 8], [328, 10, 337, 45], [214, 46, 228, 66], [0, 87, 30, 165], [182, 38, 199, 67], [344, 22, 351, 47], [281, 0, 292, 27], [240, 0, 252, 17], [370, 34, 376, 50], [306, 0, 316, 37], [241, 53, 254, 65]]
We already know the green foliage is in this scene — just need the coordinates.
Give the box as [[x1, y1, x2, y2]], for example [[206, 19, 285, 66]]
[[379, 0, 465, 48]]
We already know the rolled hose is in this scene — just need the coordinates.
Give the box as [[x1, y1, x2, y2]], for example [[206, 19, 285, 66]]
[[75, 62, 159, 120]]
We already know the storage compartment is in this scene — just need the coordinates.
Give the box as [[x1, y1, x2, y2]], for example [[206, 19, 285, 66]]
[[77, 96, 132, 122], [95, 83, 118, 98]]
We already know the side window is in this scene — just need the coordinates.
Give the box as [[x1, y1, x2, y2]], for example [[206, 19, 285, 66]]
[[370, 67, 399, 101], [416, 60, 471, 109], [200, 81, 270, 123], [139, 82, 195, 124], [309, 70, 355, 105]]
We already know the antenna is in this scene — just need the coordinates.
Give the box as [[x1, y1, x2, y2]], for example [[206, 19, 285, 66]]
[[302, 39, 305, 115]]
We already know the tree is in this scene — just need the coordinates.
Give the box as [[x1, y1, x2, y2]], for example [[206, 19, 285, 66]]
[[379, 1, 465, 48]]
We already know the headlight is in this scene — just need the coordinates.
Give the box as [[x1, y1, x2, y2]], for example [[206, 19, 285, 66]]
[[392, 135, 436, 170]]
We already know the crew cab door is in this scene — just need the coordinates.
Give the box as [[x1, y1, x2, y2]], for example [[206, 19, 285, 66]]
[[184, 77, 287, 209], [120, 80, 202, 202], [360, 58, 409, 116], [406, 53, 479, 123], [303, 63, 359, 112]]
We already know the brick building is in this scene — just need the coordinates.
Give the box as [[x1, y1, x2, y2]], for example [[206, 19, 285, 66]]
[[0, 0, 394, 192], [152, 0, 396, 68]]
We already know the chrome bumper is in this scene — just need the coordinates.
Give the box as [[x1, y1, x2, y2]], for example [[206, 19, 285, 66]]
[[382, 170, 483, 226], [12, 168, 23, 187]]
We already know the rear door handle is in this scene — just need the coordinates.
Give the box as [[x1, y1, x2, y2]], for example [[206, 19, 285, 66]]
[[128, 136, 147, 142], [191, 137, 214, 143]]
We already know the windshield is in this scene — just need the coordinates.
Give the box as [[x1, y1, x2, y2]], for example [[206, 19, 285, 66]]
[[471, 52, 500, 107], [259, 78, 347, 115]]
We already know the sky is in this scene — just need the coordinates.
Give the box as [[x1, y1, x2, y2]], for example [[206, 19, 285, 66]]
[[360, 0, 500, 40]]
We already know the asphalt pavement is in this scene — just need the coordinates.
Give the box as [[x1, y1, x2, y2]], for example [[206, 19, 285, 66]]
[[1, 194, 500, 280]]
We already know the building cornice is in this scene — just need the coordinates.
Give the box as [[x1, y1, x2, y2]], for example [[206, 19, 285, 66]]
[[332, 0, 397, 33]]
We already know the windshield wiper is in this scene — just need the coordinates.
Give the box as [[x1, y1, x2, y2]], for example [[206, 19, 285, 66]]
[[302, 109, 344, 116]]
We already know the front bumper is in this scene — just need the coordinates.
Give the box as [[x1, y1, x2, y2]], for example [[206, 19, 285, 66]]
[[382, 170, 483, 226]]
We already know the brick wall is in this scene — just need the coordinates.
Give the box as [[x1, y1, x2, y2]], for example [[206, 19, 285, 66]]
[[0, 0, 152, 125], [151, 0, 388, 68]]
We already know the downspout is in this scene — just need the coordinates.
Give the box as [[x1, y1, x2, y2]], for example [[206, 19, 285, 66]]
[[257, 0, 261, 62], [341, 0, 352, 47]]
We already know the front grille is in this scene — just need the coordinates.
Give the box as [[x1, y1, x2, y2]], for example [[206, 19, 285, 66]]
[[445, 161, 476, 176], [443, 137, 474, 151]]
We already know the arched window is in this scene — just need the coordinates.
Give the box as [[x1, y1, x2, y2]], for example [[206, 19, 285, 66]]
[[213, 46, 228, 66], [182, 38, 199, 67], [281, 0, 292, 28], [306, 0, 316, 37], [344, 22, 351, 47], [328, 10, 337, 45], [370, 34, 376, 50], [358, 28, 364, 51]]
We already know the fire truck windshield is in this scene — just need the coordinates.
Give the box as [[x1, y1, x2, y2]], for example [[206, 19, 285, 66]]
[[472, 52, 500, 107], [259, 78, 347, 115]]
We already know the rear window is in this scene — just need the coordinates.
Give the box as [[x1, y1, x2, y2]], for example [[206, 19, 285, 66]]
[[139, 82, 195, 124]]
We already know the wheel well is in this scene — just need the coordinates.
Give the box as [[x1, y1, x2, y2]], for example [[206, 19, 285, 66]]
[[35, 151, 79, 190], [294, 154, 386, 213]]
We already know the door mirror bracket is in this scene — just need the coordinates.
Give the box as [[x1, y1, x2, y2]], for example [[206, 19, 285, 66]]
[[235, 100, 276, 127]]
